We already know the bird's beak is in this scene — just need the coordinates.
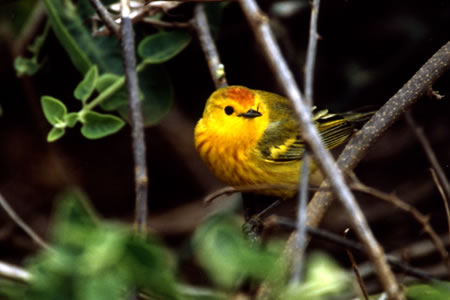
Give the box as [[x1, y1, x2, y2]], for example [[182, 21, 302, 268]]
[[238, 109, 262, 118]]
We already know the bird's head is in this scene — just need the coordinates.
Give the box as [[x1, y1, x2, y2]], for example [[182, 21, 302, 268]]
[[196, 85, 269, 146]]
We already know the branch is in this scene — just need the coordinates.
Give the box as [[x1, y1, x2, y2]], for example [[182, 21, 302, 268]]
[[193, 4, 228, 89], [306, 39, 450, 230], [120, 0, 149, 234], [94, 1, 183, 36], [0, 261, 31, 283], [349, 176, 450, 275], [0, 192, 51, 250], [89, 0, 121, 38], [238, 0, 401, 298], [268, 216, 439, 282], [405, 111, 450, 217], [290, 0, 321, 284]]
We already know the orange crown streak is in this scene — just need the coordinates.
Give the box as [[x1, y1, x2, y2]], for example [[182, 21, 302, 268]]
[[224, 86, 255, 107]]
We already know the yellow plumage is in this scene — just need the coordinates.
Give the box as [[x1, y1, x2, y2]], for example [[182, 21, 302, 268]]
[[194, 86, 373, 198]]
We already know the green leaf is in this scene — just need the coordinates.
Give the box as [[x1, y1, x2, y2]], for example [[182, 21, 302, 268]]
[[47, 127, 65, 142], [43, 0, 123, 75], [74, 65, 98, 102], [64, 112, 79, 128], [80, 111, 125, 139], [20, 189, 180, 300], [97, 66, 173, 126], [138, 30, 192, 64], [14, 22, 50, 77], [41, 96, 67, 126], [14, 56, 41, 77], [193, 215, 284, 288], [281, 252, 351, 300], [407, 282, 450, 300], [119, 65, 173, 126], [96, 73, 128, 111]]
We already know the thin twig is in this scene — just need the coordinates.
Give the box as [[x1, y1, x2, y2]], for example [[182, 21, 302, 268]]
[[193, 4, 227, 89], [291, 152, 310, 284], [89, 0, 121, 38], [405, 111, 450, 218], [0, 192, 51, 250], [349, 176, 450, 275], [268, 216, 439, 282], [95, 1, 183, 36], [0, 261, 31, 283], [303, 0, 321, 106], [238, 0, 401, 298], [345, 228, 370, 300], [430, 168, 450, 248], [120, 0, 149, 234], [290, 0, 321, 284], [142, 18, 191, 28]]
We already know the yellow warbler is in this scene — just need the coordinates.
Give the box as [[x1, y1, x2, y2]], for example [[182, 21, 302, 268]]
[[194, 86, 373, 198]]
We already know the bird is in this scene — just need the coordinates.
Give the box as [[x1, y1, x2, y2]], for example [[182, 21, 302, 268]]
[[194, 85, 374, 198]]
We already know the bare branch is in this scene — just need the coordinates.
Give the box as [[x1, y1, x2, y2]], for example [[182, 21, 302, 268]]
[[94, 1, 183, 36], [89, 0, 121, 38], [430, 168, 450, 249], [120, 0, 149, 234], [303, 0, 321, 105], [0, 192, 51, 250], [193, 4, 228, 89], [238, 0, 401, 297], [290, 0, 322, 284], [0, 261, 31, 283], [405, 111, 450, 216], [344, 228, 370, 300]]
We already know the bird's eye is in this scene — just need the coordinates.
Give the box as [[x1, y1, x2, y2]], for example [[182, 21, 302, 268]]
[[224, 106, 234, 115]]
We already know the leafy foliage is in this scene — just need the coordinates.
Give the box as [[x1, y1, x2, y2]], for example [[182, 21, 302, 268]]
[[9, 189, 181, 300]]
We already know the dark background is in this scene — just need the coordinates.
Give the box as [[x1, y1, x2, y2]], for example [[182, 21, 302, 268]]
[[0, 0, 450, 283]]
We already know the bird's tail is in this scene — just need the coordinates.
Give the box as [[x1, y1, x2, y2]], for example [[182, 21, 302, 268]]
[[340, 109, 376, 128]]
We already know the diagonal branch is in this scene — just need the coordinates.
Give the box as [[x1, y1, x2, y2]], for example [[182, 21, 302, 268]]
[[89, 0, 121, 38], [0, 192, 51, 251], [120, 0, 149, 234], [193, 4, 228, 89], [238, 0, 402, 298]]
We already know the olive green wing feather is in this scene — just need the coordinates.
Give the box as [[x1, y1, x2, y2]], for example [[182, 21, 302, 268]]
[[256, 107, 357, 163]]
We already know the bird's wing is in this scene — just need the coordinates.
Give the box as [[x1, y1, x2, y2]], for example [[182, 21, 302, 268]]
[[256, 108, 355, 163]]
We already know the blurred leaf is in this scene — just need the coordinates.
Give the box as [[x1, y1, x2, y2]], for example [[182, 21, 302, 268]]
[[43, 0, 91, 74], [41, 96, 67, 126], [138, 30, 192, 64], [47, 127, 65, 142], [96, 73, 128, 111], [407, 282, 450, 300], [74, 65, 98, 102], [98, 66, 173, 126], [193, 214, 283, 288], [18, 189, 181, 300], [43, 0, 122, 75], [14, 19, 49, 77], [118, 65, 173, 126], [51, 189, 98, 246], [281, 252, 351, 300], [0, 278, 26, 299], [123, 236, 180, 299], [14, 56, 42, 77], [80, 111, 125, 139]]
